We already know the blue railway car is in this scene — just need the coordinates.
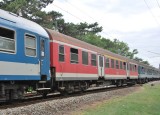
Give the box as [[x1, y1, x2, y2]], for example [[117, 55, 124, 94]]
[[138, 64, 160, 83], [0, 9, 50, 100]]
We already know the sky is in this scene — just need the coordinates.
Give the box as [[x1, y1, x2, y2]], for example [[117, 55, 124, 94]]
[[45, 0, 160, 68]]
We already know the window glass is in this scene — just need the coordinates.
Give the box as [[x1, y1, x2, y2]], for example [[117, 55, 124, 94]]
[[99, 56, 103, 67], [71, 48, 78, 63], [116, 60, 119, 69], [130, 64, 132, 71], [59, 45, 65, 62], [25, 36, 36, 48], [26, 48, 36, 56], [111, 59, 114, 68], [25, 34, 36, 57], [105, 58, 110, 68], [135, 65, 137, 72], [123, 62, 126, 70], [132, 65, 134, 71], [41, 39, 45, 57], [82, 51, 88, 65], [127, 63, 129, 70], [91, 54, 97, 66], [0, 27, 15, 53], [120, 61, 123, 69]]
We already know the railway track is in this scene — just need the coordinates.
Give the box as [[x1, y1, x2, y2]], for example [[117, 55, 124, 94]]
[[0, 84, 140, 110]]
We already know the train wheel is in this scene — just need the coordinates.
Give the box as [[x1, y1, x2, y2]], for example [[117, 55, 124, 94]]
[[119, 80, 122, 86], [43, 92, 48, 98], [6, 89, 14, 103], [116, 80, 122, 87], [60, 90, 68, 96]]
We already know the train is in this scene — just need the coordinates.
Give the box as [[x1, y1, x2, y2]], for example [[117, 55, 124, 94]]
[[0, 9, 160, 101]]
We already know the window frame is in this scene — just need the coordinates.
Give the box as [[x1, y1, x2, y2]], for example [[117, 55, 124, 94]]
[[135, 65, 137, 72], [105, 58, 110, 68], [82, 51, 89, 65], [70, 48, 79, 64], [40, 39, 45, 57], [91, 53, 97, 66], [132, 64, 135, 71], [25, 33, 37, 57], [0, 26, 16, 54], [130, 64, 132, 71], [120, 61, 123, 69], [123, 62, 126, 70], [116, 60, 119, 69], [111, 59, 115, 68], [59, 44, 65, 62]]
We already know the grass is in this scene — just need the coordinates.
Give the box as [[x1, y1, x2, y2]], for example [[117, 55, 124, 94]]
[[81, 83, 160, 115]]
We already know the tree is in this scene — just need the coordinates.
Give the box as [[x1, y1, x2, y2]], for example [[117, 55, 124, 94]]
[[134, 57, 143, 62], [0, 0, 54, 21], [79, 33, 104, 48], [134, 57, 150, 65], [142, 61, 150, 65], [0, 1, 149, 65], [126, 49, 138, 59], [0, 0, 102, 36], [59, 22, 103, 39]]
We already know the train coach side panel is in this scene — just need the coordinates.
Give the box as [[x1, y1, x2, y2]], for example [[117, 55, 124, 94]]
[[105, 68, 127, 79], [50, 41, 99, 81], [0, 25, 41, 80], [104, 57, 127, 80]]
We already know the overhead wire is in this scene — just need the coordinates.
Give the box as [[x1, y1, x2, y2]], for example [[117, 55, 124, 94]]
[[53, 0, 160, 38], [52, 1, 160, 66], [155, 0, 160, 8], [54, 1, 160, 48], [63, 0, 97, 22], [143, 0, 160, 26], [52, 3, 85, 22], [52, 1, 116, 39], [148, 51, 160, 55]]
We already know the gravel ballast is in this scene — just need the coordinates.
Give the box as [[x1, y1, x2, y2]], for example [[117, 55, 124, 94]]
[[0, 86, 140, 115]]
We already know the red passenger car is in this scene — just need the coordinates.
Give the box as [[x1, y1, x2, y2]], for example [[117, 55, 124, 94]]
[[47, 29, 138, 93]]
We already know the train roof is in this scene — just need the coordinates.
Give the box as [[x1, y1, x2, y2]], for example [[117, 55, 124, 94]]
[[47, 29, 139, 63], [0, 9, 48, 38]]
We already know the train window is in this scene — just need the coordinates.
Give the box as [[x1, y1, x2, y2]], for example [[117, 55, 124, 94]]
[[123, 62, 126, 70], [82, 51, 88, 65], [129, 64, 133, 71], [70, 48, 78, 64], [120, 61, 123, 69], [105, 58, 110, 68], [111, 59, 114, 68], [144, 68, 146, 73], [135, 65, 137, 72], [153, 70, 155, 75], [91, 54, 97, 66], [25, 34, 36, 57], [116, 60, 119, 69], [99, 56, 103, 67], [127, 63, 129, 70], [149, 70, 151, 74], [130, 64, 132, 71], [132, 65, 135, 71], [59, 45, 65, 62], [0, 27, 15, 53], [141, 67, 144, 73], [147, 69, 149, 74], [41, 39, 45, 57]]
